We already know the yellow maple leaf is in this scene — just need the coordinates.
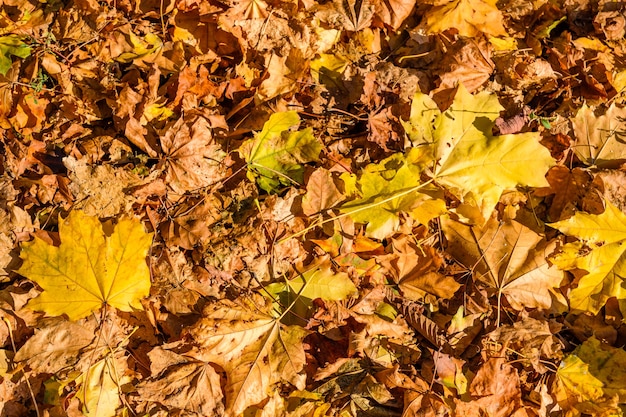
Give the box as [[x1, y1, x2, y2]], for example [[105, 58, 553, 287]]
[[404, 84, 555, 222], [549, 201, 626, 314], [18, 211, 153, 321], [423, 0, 507, 38]]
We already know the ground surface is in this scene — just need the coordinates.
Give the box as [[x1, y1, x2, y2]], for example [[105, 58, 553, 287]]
[[2, 0, 626, 416]]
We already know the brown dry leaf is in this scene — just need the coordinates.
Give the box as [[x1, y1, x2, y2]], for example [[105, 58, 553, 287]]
[[256, 50, 308, 102], [159, 115, 229, 195], [328, 0, 376, 31], [571, 103, 626, 168], [446, 306, 484, 354], [375, 366, 450, 416], [486, 317, 564, 373], [173, 65, 226, 111], [435, 38, 495, 94], [0, 176, 31, 280], [158, 195, 226, 249], [454, 356, 528, 417], [186, 298, 308, 417], [350, 309, 418, 363], [64, 156, 137, 218], [14, 320, 95, 373], [302, 168, 345, 216], [374, 0, 415, 29], [595, 170, 626, 213], [137, 349, 224, 415], [9, 93, 50, 136], [0, 62, 19, 127], [433, 351, 468, 393], [367, 107, 401, 151], [535, 166, 594, 222], [380, 236, 460, 303], [442, 216, 566, 313]]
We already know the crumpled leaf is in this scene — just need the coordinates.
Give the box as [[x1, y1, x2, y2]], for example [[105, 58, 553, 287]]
[[486, 317, 563, 374], [340, 148, 446, 239], [14, 321, 95, 373], [64, 156, 134, 218], [137, 350, 224, 415], [571, 103, 626, 168], [379, 236, 460, 303], [404, 84, 555, 222], [256, 50, 308, 102], [442, 216, 566, 312], [186, 298, 308, 417], [239, 111, 322, 193], [18, 210, 153, 321], [454, 357, 525, 417], [160, 115, 229, 195], [535, 166, 594, 222], [422, 0, 507, 37], [553, 337, 626, 417], [549, 201, 626, 314], [374, 0, 415, 29]]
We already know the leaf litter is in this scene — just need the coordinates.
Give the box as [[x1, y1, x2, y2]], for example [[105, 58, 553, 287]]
[[3, 0, 626, 416]]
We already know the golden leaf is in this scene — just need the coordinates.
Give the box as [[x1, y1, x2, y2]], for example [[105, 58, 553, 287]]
[[18, 211, 153, 321]]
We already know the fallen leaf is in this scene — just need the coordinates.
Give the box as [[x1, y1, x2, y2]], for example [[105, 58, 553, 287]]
[[75, 352, 130, 417], [435, 37, 495, 94], [379, 236, 460, 302], [301, 167, 345, 216], [330, 0, 375, 31], [14, 321, 95, 373], [549, 200, 626, 314], [422, 0, 507, 37], [571, 103, 626, 168], [265, 261, 357, 324], [374, 0, 415, 29], [137, 351, 224, 415], [535, 166, 594, 222], [442, 215, 566, 312], [486, 317, 563, 373], [454, 356, 526, 417], [256, 50, 308, 102], [186, 298, 308, 417], [18, 211, 153, 320], [239, 111, 322, 193], [0, 35, 31, 75], [405, 84, 555, 222], [64, 156, 134, 218], [273, 263, 357, 302], [340, 149, 446, 239], [159, 115, 229, 195], [553, 337, 626, 417]]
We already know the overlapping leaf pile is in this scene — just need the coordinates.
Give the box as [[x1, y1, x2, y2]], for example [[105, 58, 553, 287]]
[[2, 0, 626, 416]]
